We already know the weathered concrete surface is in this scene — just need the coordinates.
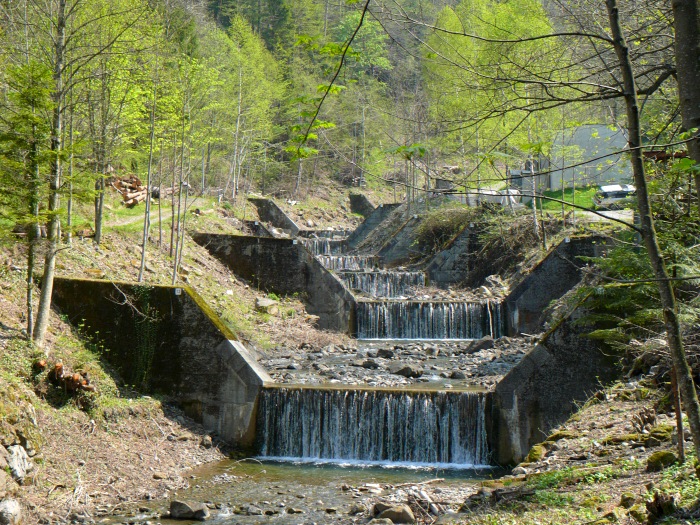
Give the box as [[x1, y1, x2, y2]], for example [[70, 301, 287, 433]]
[[50, 278, 272, 448], [505, 236, 606, 334], [248, 198, 300, 236], [348, 193, 376, 218], [192, 233, 356, 333], [346, 203, 401, 249], [377, 215, 423, 267], [426, 226, 480, 286], [488, 311, 619, 465], [241, 220, 274, 237]]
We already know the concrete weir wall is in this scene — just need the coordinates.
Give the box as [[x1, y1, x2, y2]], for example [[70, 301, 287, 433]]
[[50, 277, 272, 448], [192, 233, 356, 333], [488, 311, 619, 465], [505, 235, 606, 334], [248, 198, 300, 235]]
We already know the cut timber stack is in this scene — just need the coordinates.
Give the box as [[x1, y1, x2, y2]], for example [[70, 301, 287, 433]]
[[111, 175, 148, 208]]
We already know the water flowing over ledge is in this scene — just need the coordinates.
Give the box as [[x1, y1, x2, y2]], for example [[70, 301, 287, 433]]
[[257, 387, 490, 467], [356, 300, 505, 340], [317, 255, 381, 271], [340, 271, 426, 298]]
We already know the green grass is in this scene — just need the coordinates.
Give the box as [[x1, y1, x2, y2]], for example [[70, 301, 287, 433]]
[[538, 186, 597, 211]]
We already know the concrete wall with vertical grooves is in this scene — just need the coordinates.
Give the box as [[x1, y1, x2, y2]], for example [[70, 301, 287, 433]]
[[192, 233, 356, 333], [50, 277, 272, 449]]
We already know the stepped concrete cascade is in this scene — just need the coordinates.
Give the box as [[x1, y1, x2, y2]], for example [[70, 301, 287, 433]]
[[340, 270, 426, 298], [346, 203, 402, 249], [356, 300, 505, 340], [317, 254, 382, 271], [257, 386, 490, 468]]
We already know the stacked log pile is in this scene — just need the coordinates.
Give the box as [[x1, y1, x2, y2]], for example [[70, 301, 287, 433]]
[[110, 175, 147, 207], [110, 176, 174, 207]]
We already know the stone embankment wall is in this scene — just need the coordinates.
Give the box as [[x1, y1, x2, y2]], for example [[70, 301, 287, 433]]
[[248, 198, 300, 236], [51, 277, 271, 448], [192, 233, 356, 333], [426, 225, 480, 287], [505, 236, 606, 334], [489, 310, 619, 465], [346, 203, 401, 249]]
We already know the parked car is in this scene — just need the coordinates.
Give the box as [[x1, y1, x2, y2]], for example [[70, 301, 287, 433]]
[[592, 184, 636, 209]]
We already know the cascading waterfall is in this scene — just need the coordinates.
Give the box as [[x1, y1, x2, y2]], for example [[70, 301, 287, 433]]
[[317, 255, 380, 271], [340, 271, 425, 298], [257, 387, 490, 467], [356, 300, 504, 340], [303, 239, 346, 256]]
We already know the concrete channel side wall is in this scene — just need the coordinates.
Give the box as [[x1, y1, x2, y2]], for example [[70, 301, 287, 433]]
[[50, 277, 272, 448], [248, 197, 300, 236], [348, 193, 376, 218], [346, 203, 402, 249], [192, 233, 356, 333], [488, 310, 619, 465], [504, 236, 606, 335]]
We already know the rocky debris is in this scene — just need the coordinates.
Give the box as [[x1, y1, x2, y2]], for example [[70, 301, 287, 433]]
[[646, 450, 677, 471], [0, 471, 18, 501], [259, 335, 534, 389], [168, 499, 210, 521], [0, 499, 21, 525], [6, 446, 32, 485]]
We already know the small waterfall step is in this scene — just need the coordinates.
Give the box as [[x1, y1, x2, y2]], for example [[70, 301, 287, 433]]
[[257, 387, 490, 467], [357, 300, 504, 340], [318, 255, 381, 271], [302, 238, 346, 256], [340, 270, 426, 298]]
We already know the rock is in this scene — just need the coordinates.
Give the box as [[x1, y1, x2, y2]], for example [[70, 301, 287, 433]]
[[286, 508, 304, 514], [525, 444, 547, 462], [362, 359, 381, 370], [368, 520, 394, 525], [469, 336, 495, 353], [0, 448, 8, 471], [0, 499, 21, 525], [243, 505, 263, 516], [391, 364, 423, 378], [646, 450, 677, 472], [153, 472, 167, 480], [7, 446, 32, 484], [372, 502, 393, 515], [377, 348, 395, 359], [347, 503, 366, 516], [306, 219, 315, 228], [450, 371, 467, 380], [200, 435, 213, 449], [169, 500, 210, 521], [545, 430, 577, 442], [255, 297, 279, 315], [511, 466, 527, 476], [378, 504, 415, 524]]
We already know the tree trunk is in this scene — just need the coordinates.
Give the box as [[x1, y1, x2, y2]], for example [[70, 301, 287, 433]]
[[138, 81, 157, 282], [34, 0, 67, 348], [606, 0, 700, 458], [671, 0, 700, 201]]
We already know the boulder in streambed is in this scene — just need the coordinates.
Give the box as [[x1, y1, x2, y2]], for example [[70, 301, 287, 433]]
[[378, 504, 416, 524], [391, 364, 423, 378], [168, 500, 210, 521]]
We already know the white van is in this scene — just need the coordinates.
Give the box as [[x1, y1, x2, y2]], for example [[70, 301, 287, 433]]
[[592, 184, 636, 209]]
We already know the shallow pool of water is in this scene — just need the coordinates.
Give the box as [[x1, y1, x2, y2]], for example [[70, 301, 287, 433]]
[[108, 459, 502, 524]]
